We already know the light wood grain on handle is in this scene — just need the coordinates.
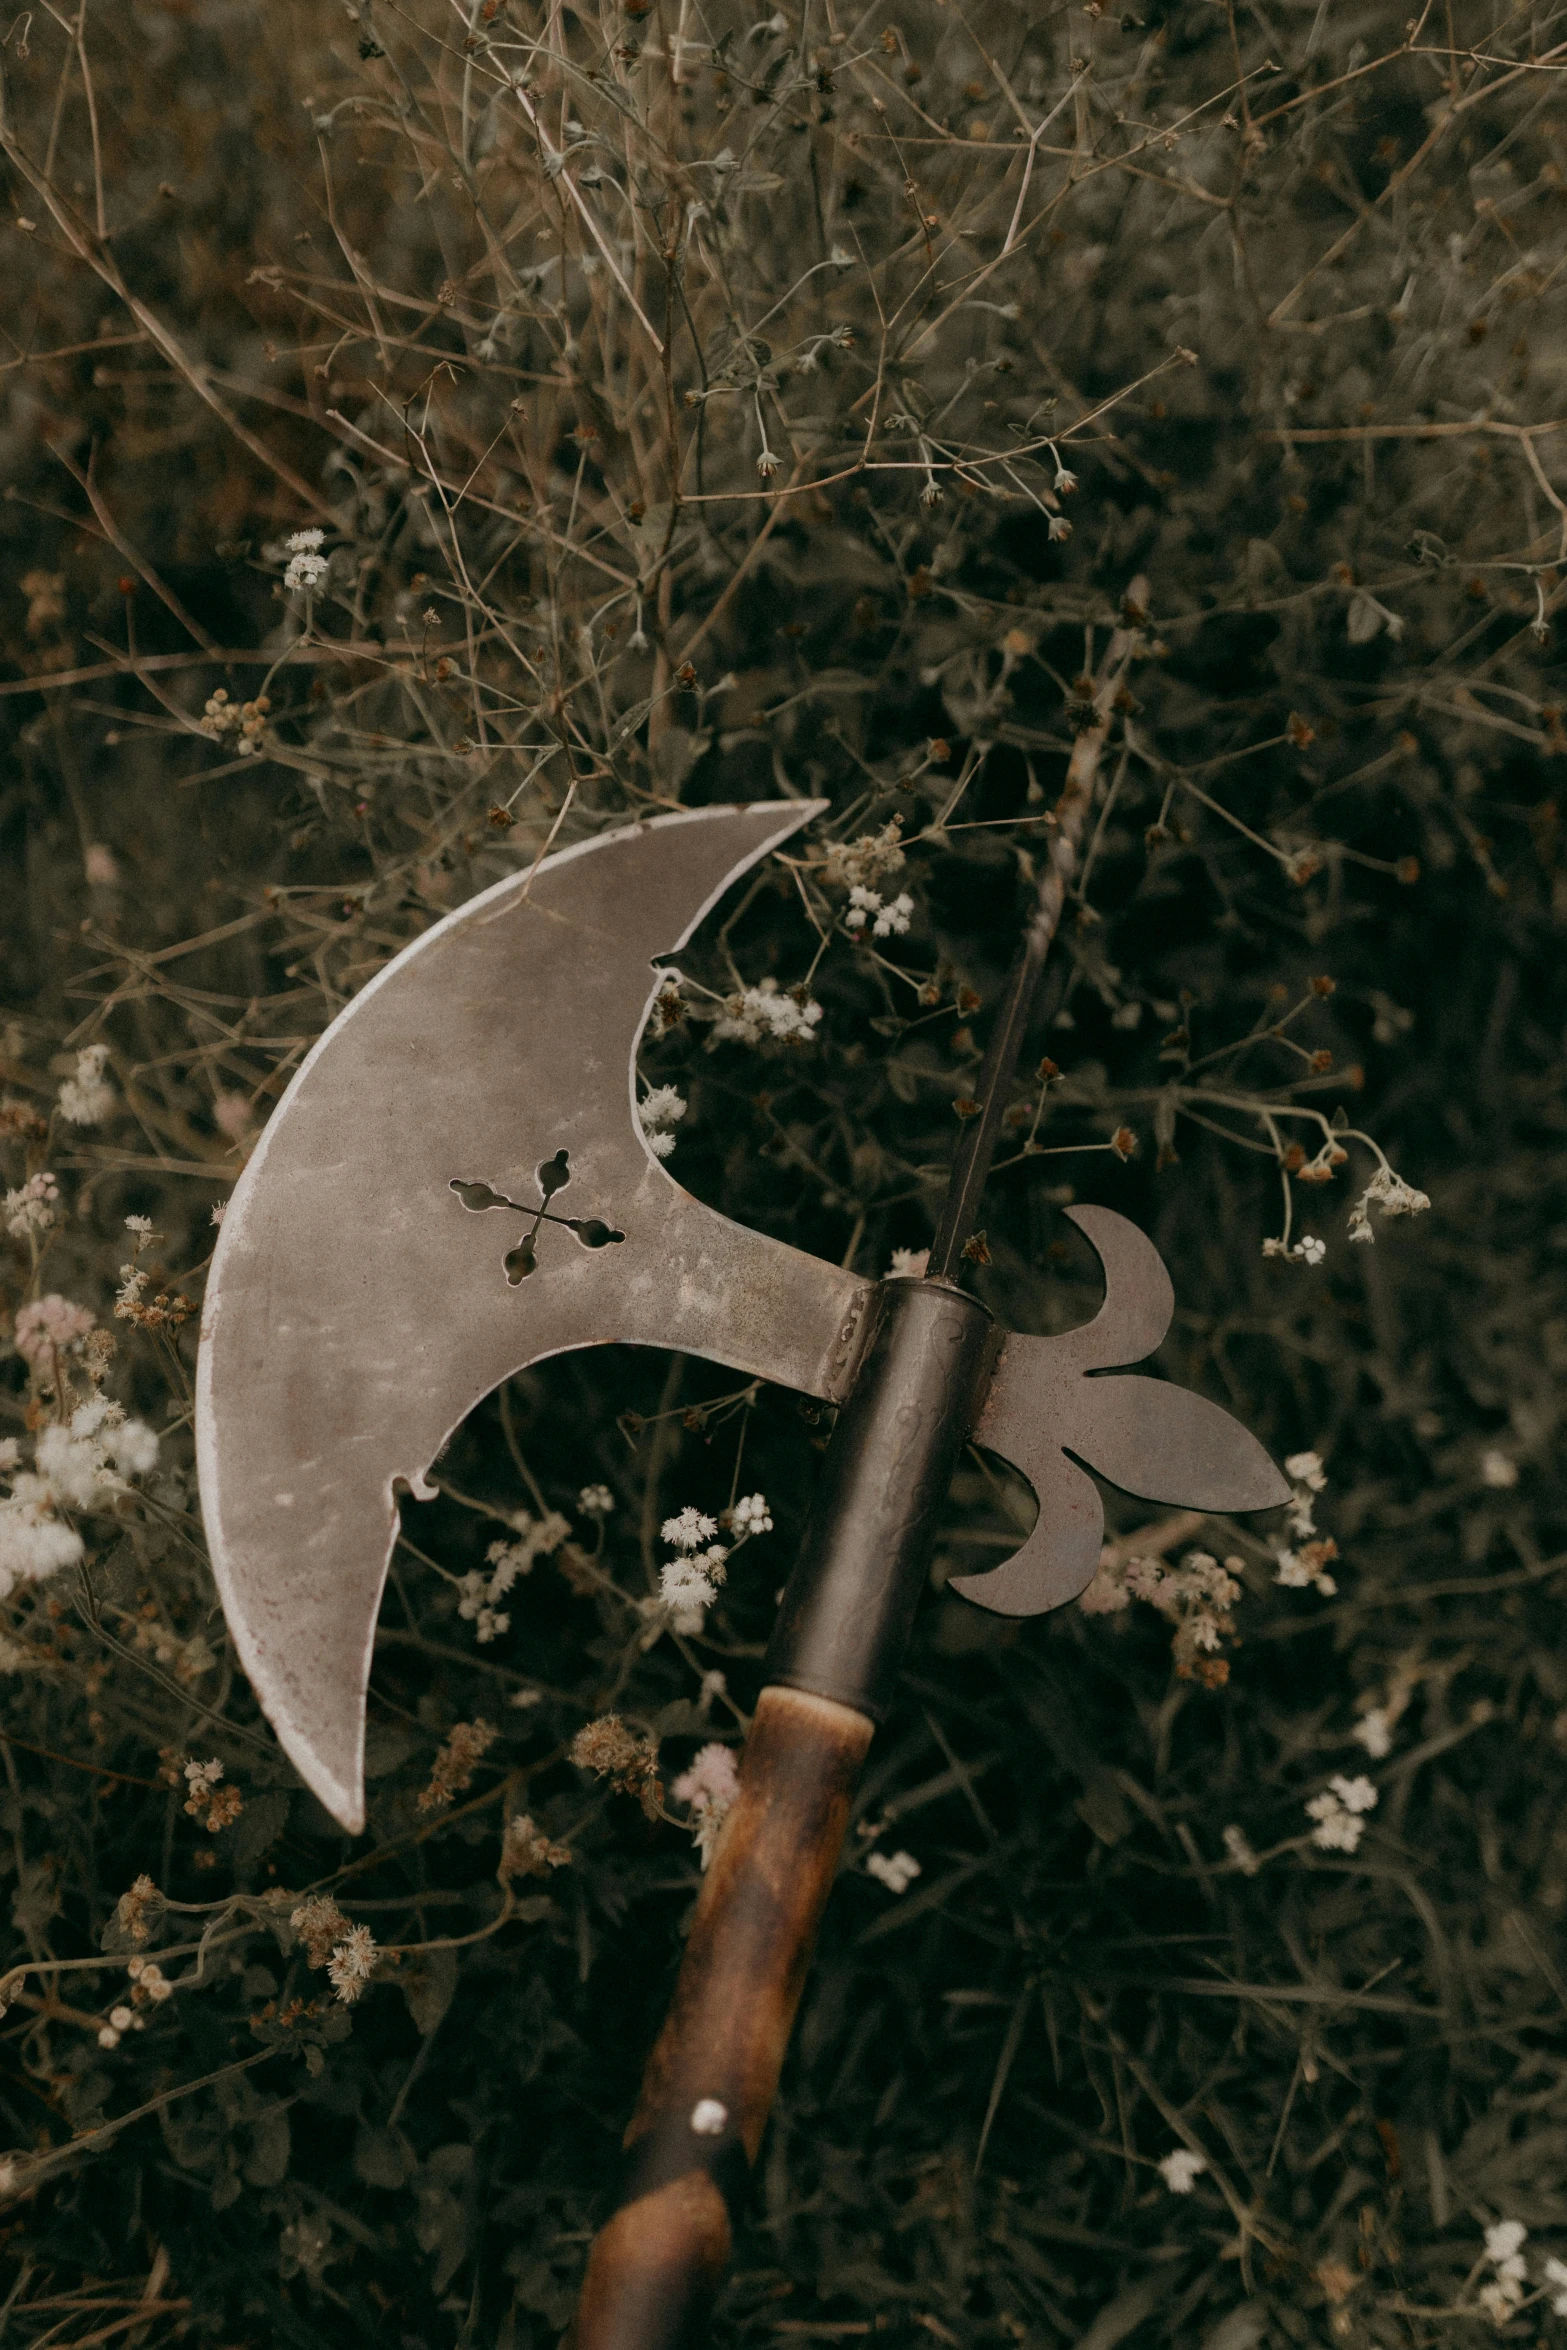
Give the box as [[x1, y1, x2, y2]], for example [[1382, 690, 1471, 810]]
[[569, 1685, 873, 2350]]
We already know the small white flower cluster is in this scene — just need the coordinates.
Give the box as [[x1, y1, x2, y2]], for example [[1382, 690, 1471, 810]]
[[97, 1955, 174, 2046], [327, 1924, 378, 2004], [457, 1507, 571, 1643], [1079, 1547, 1243, 1683], [579, 1483, 614, 1515], [282, 526, 328, 592], [1262, 1231, 1326, 1266], [1306, 1773, 1377, 1853], [865, 1848, 921, 1895], [639, 1085, 687, 1160], [1479, 2221, 1532, 2324], [1158, 2149, 1207, 2194], [57, 1045, 114, 1127], [845, 886, 914, 938], [4, 1171, 60, 1239], [1347, 1162, 1430, 1244], [0, 1396, 159, 1601], [711, 979, 824, 1047], [730, 1491, 773, 1536], [13, 1293, 95, 1371], [1274, 1450, 1339, 1595], [1480, 1447, 1519, 1490], [819, 821, 906, 892], [291, 1894, 380, 2005], [670, 1741, 741, 1868], [1546, 2252, 1567, 2321], [657, 1494, 773, 1633], [658, 1506, 729, 1632], [888, 1247, 929, 1278]]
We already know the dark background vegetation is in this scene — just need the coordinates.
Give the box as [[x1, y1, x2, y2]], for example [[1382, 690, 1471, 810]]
[[1, 3, 1565, 2347]]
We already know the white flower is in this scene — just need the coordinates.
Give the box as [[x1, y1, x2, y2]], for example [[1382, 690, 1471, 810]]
[[451, 1511, 568, 1645], [1541, 2254, 1567, 2316], [58, 1045, 114, 1126], [184, 1757, 222, 1796], [756, 444, 779, 478], [730, 1492, 772, 1537], [0, 1402, 160, 1596], [1047, 513, 1071, 542], [712, 980, 823, 1047], [0, 1492, 84, 1596], [866, 1849, 921, 1895], [456, 1572, 509, 1644], [123, 1214, 153, 1237], [845, 885, 880, 933], [662, 1506, 718, 1553], [1480, 2223, 1530, 2322], [1480, 1449, 1519, 1489], [1347, 1162, 1430, 1244], [640, 1084, 686, 1129], [639, 1086, 687, 1158], [285, 528, 324, 553], [1262, 1231, 1326, 1266], [873, 892, 913, 938], [284, 550, 328, 592], [888, 1247, 929, 1279], [326, 1922, 378, 2004], [4, 1172, 60, 1239], [660, 1554, 723, 1627], [689, 2097, 728, 2135], [1285, 1451, 1326, 1491], [97, 2025, 121, 2049], [579, 1484, 614, 1515], [13, 1294, 95, 1369], [1306, 1774, 1377, 1852], [1353, 1708, 1392, 1758], [1054, 466, 1078, 495], [1158, 2149, 1207, 2193]]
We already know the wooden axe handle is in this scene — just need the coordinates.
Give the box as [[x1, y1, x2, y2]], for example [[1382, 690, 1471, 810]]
[[569, 1685, 873, 2349]]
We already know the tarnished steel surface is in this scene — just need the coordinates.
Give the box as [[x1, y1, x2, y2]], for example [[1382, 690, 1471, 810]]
[[950, 1205, 1290, 1618], [196, 804, 874, 1832], [763, 1278, 999, 1717], [571, 1687, 873, 2350]]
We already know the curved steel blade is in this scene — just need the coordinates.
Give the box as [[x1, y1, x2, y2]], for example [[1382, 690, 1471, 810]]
[[197, 804, 874, 1831], [950, 1206, 1289, 1618]]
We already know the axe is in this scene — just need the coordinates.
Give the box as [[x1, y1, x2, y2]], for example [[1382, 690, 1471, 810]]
[[196, 646, 1287, 2344]]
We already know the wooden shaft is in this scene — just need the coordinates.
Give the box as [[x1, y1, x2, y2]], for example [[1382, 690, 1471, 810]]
[[569, 1686, 874, 2350]]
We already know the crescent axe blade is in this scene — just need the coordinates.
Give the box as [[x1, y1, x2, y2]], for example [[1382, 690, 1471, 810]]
[[196, 803, 875, 1832]]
